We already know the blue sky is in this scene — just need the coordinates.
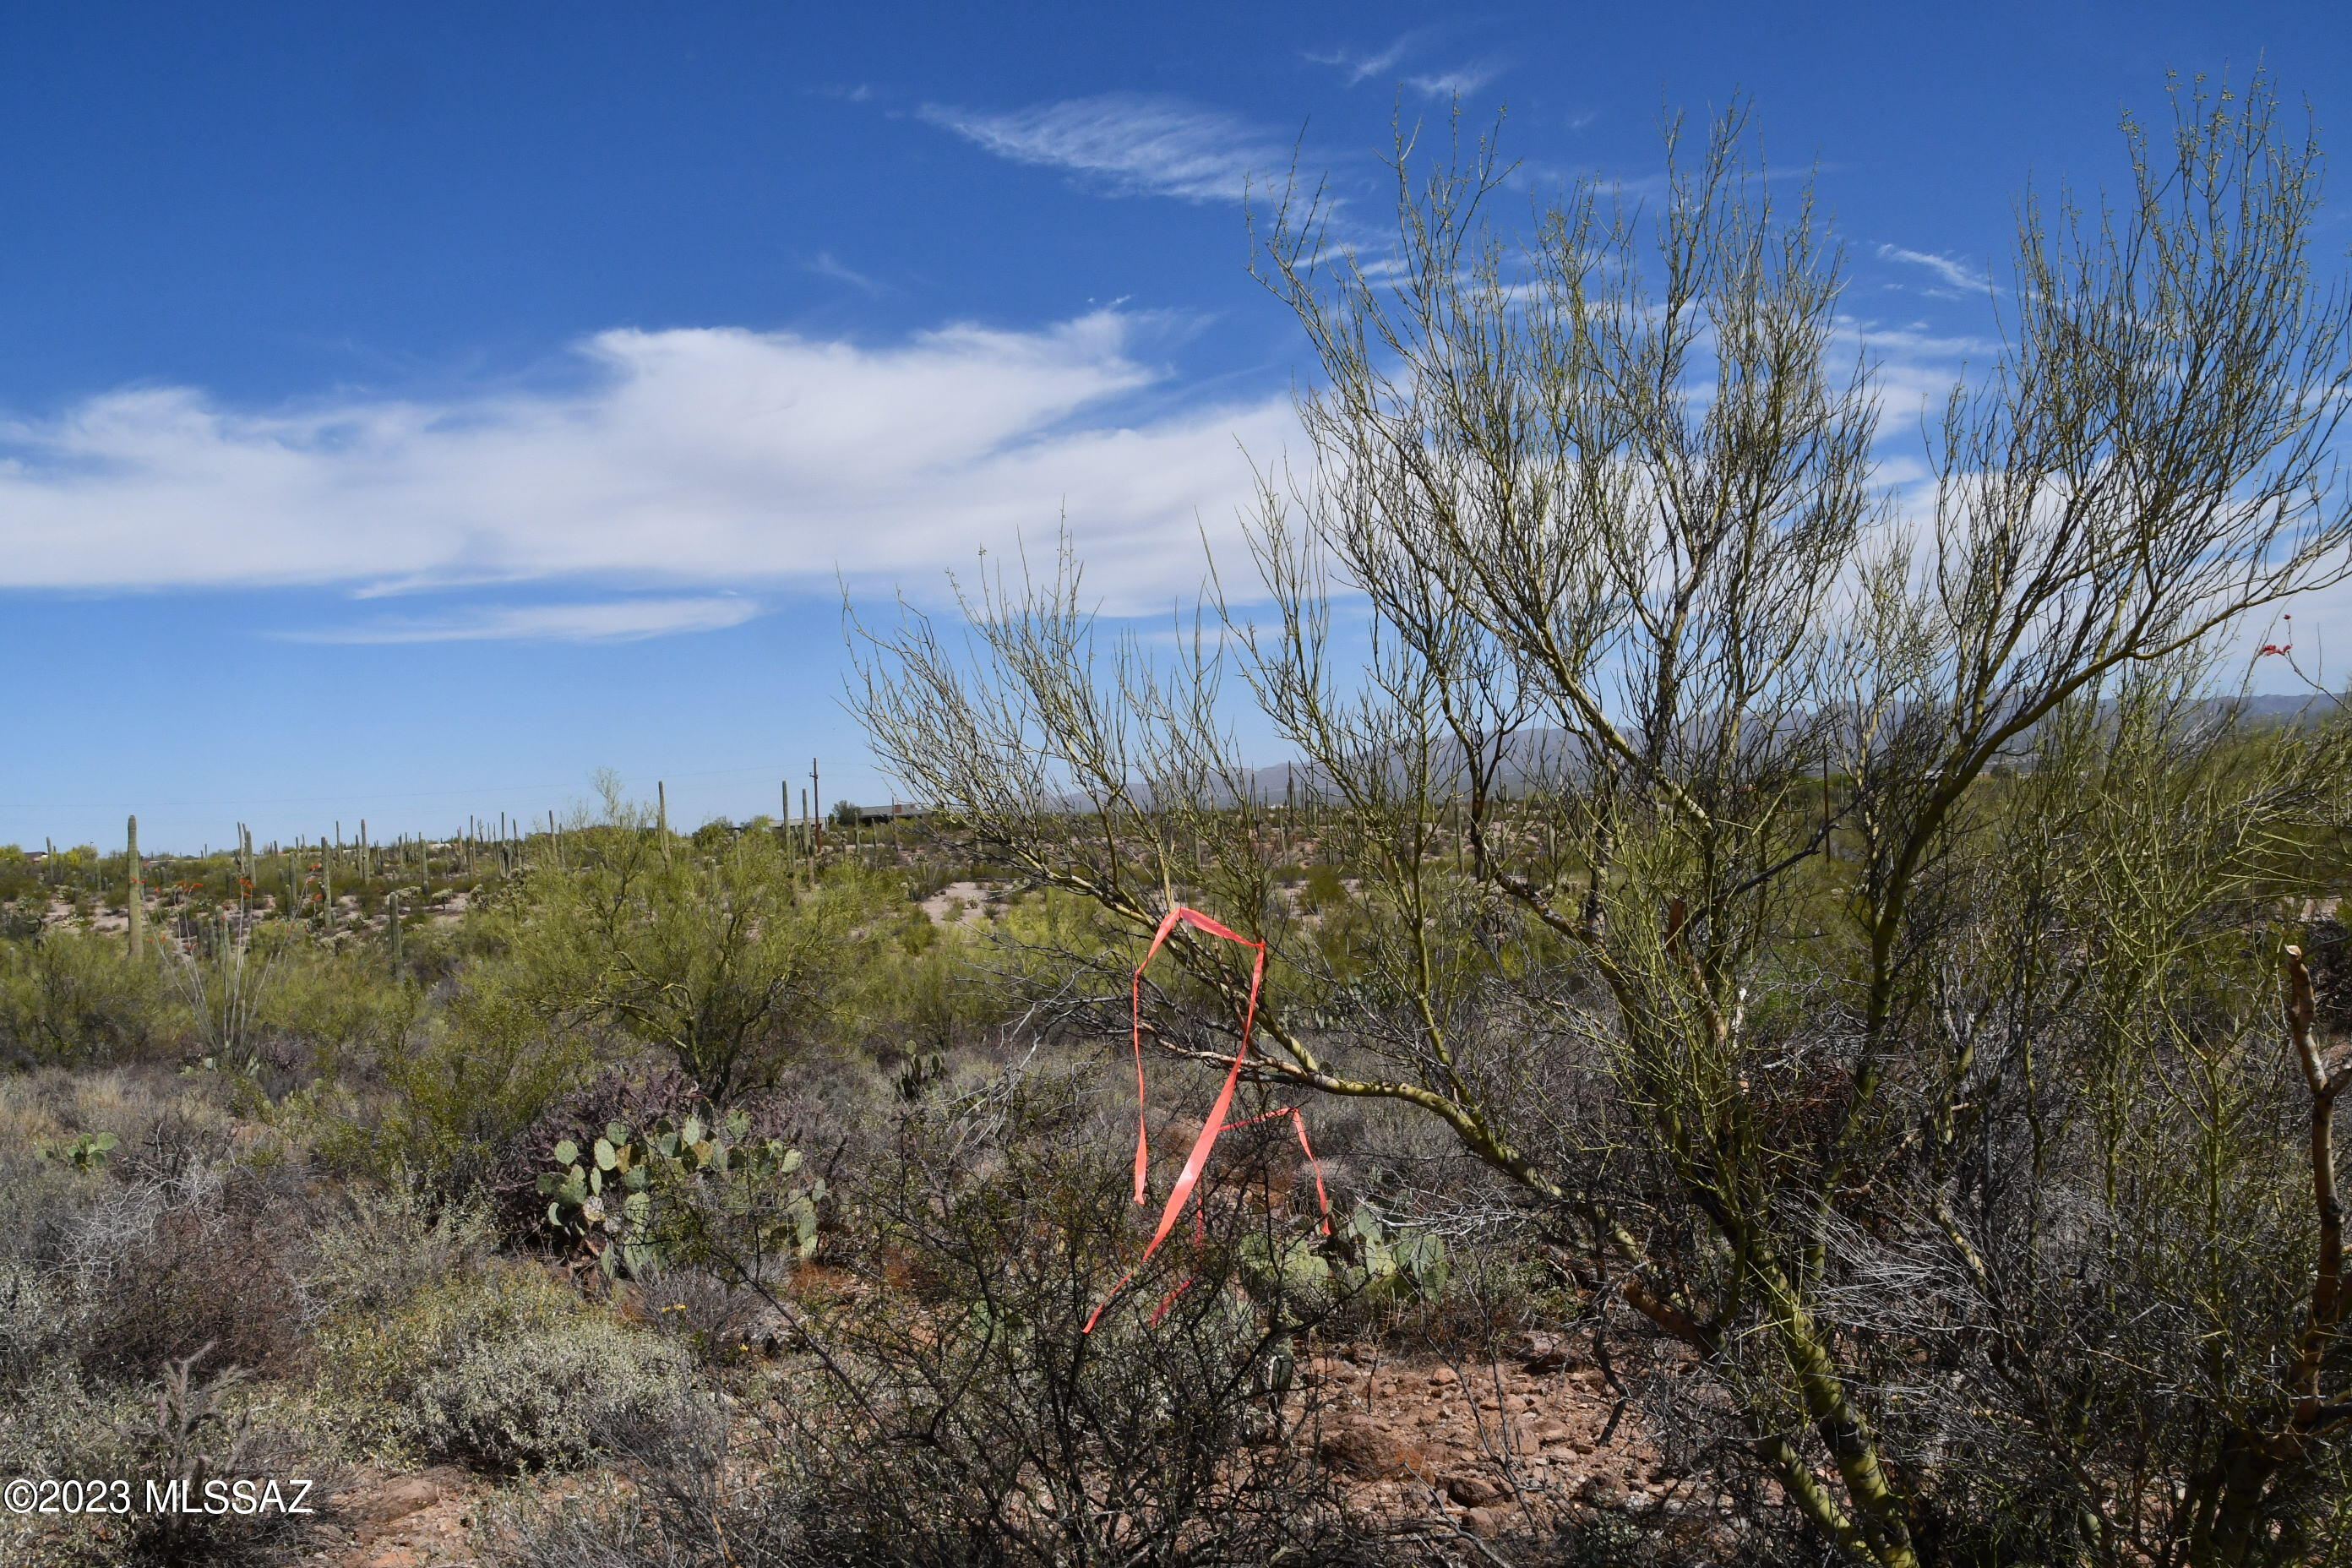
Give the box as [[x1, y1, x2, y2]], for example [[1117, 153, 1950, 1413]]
[[0, 1, 2345, 852]]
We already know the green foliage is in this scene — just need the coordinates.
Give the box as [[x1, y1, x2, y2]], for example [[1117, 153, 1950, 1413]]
[[1337, 1200, 1451, 1303], [536, 1109, 823, 1280], [0, 848, 46, 906], [1236, 1201, 1450, 1326], [476, 807, 881, 1102], [0, 930, 171, 1067], [358, 989, 595, 1187], [850, 912, 999, 1052], [34, 1130, 117, 1170], [253, 943, 415, 1068], [1296, 861, 1348, 912]]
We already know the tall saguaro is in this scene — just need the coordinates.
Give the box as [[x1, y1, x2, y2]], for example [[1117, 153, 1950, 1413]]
[[126, 815, 144, 959]]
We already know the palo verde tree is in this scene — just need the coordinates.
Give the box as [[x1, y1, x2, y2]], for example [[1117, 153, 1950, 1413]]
[[476, 785, 874, 1105], [854, 79, 2352, 1565]]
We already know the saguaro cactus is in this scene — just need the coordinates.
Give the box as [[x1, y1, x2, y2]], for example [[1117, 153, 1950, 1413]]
[[126, 814, 144, 959]]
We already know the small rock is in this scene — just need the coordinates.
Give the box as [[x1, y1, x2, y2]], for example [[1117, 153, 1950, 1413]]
[[1444, 1473, 1508, 1506], [1577, 1474, 1628, 1510], [1461, 1505, 1511, 1538], [1428, 1365, 1460, 1387], [1514, 1331, 1575, 1374], [1318, 1416, 1412, 1478]]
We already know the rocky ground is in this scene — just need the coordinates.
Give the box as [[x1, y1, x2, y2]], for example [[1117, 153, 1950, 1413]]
[[277, 1338, 1712, 1567], [302, 1469, 476, 1568]]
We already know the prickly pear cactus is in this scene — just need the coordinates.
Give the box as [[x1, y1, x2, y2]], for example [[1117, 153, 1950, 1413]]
[[36, 1131, 117, 1171], [536, 1109, 824, 1280], [1338, 1201, 1451, 1304], [1236, 1200, 1451, 1326]]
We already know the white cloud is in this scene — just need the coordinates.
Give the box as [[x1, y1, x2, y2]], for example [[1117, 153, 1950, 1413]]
[[1876, 243, 1990, 294], [915, 94, 1282, 203], [277, 596, 761, 645], [1304, 39, 1413, 86], [1404, 63, 1502, 100], [804, 252, 888, 296], [1304, 33, 1499, 99], [0, 311, 1297, 615]]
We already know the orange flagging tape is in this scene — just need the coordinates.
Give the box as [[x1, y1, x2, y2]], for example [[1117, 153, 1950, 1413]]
[[1086, 905, 1333, 1334]]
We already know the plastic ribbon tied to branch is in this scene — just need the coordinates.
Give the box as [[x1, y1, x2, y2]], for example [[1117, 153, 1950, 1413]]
[[1084, 904, 1332, 1334]]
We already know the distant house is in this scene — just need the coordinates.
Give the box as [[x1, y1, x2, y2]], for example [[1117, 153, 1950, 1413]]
[[836, 803, 929, 827]]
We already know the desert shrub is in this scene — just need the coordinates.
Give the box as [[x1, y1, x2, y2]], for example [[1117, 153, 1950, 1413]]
[[0, 1069, 243, 1288], [476, 807, 885, 1102], [313, 1260, 689, 1472], [482, 1402, 807, 1568], [852, 912, 1004, 1056], [0, 932, 172, 1068], [0, 1362, 132, 1480], [249, 943, 415, 1080], [631, 1269, 776, 1365], [299, 1181, 500, 1320], [0, 1350, 327, 1568], [66, 1169, 307, 1383], [3, 1146, 99, 1277], [854, 82, 2352, 1564], [0, 1070, 312, 1384], [0, 1065, 246, 1191], [342, 983, 599, 1195], [0, 1258, 73, 1387], [651, 1066, 1368, 1568]]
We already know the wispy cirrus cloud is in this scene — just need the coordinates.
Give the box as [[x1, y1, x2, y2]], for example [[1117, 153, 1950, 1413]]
[[1876, 243, 1990, 295], [915, 93, 1282, 203], [1404, 62, 1502, 99], [803, 251, 888, 296], [280, 596, 762, 645], [1305, 32, 1502, 100], [1303, 38, 1414, 86], [0, 311, 1296, 629]]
